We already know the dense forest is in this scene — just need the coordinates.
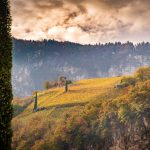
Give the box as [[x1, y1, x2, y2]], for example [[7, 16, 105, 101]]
[[13, 39, 150, 97]]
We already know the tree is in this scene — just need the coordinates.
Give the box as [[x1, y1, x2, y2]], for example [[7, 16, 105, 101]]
[[33, 92, 38, 112], [44, 81, 50, 90], [0, 0, 13, 149], [65, 80, 68, 92], [58, 76, 67, 86], [134, 67, 150, 81]]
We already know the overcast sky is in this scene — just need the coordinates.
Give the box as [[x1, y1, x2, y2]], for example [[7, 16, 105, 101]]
[[11, 0, 150, 44]]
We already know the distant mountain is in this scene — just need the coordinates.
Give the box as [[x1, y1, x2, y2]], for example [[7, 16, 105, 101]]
[[12, 39, 150, 97]]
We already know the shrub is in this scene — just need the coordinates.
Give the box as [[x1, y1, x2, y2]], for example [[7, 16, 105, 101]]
[[13, 105, 24, 117], [115, 82, 129, 89], [134, 67, 150, 81], [67, 80, 72, 84], [49, 80, 58, 88], [44, 80, 59, 89], [58, 76, 67, 86], [121, 76, 136, 86], [118, 104, 135, 124], [115, 76, 136, 89], [44, 81, 50, 90]]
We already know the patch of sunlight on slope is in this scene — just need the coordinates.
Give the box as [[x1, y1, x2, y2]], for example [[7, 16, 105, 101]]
[[24, 77, 121, 114]]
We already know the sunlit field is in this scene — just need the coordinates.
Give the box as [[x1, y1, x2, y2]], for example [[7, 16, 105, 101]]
[[12, 76, 122, 149], [20, 77, 121, 115]]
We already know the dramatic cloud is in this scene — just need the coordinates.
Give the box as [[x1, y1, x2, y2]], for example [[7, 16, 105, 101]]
[[11, 0, 150, 44]]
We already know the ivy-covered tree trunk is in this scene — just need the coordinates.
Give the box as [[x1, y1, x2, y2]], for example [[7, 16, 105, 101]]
[[0, 0, 13, 149]]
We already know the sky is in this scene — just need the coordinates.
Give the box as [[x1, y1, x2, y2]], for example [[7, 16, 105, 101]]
[[11, 0, 150, 44]]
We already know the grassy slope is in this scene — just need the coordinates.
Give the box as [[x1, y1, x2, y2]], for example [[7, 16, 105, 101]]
[[12, 68, 150, 150], [12, 77, 123, 150], [14, 77, 121, 119]]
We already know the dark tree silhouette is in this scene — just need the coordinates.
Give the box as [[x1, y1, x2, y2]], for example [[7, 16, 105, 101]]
[[44, 80, 50, 90], [33, 92, 38, 112], [65, 80, 68, 92], [0, 0, 13, 149]]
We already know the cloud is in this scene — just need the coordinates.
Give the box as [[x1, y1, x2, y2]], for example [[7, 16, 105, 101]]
[[11, 0, 150, 44], [47, 26, 93, 44]]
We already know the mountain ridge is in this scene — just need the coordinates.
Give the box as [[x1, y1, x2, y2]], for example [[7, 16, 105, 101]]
[[12, 39, 150, 97]]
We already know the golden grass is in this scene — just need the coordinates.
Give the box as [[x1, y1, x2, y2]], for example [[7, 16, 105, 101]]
[[20, 77, 121, 116], [12, 76, 122, 150]]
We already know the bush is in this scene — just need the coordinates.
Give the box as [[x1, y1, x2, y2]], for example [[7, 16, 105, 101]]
[[121, 76, 136, 86], [66, 80, 72, 85], [13, 105, 24, 117], [44, 78, 72, 90], [115, 76, 136, 89], [49, 80, 58, 88], [134, 67, 150, 81], [115, 82, 129, 89], [58, 76, 67, 86], [118, 104, 135, 124], [44, 81, 50, 90]]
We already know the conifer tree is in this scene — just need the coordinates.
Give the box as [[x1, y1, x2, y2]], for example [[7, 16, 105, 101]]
[[0, 0, 13, 149], [65, 80, 68, 92], [33, 92, 38, 112]]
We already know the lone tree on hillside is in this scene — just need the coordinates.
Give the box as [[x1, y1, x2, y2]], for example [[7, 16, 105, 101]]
[[0, 0, 13, 149], [58, 76, 67, 86], [65, 80, 68, 92], [44, 80, 50, 90], [33, 92, 38, 112]]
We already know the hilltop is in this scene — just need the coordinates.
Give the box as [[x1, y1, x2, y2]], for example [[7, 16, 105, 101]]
[[12, 67, 150, 150]]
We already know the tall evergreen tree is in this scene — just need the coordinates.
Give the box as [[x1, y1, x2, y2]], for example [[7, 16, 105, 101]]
[[65, 80, 68, 92], [33, 92, 38, 112], [0, 0, 13, 149]]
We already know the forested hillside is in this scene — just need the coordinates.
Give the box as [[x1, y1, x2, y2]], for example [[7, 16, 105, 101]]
[[13, 39, 150, 96], [12, 67, 150, 150]]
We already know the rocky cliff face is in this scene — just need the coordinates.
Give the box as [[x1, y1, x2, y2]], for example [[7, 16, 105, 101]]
[[12, 39, 150, 97], [109, 114, 150, 150]]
